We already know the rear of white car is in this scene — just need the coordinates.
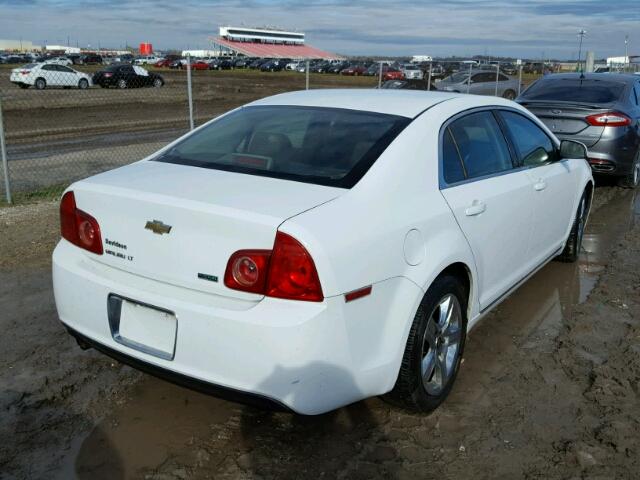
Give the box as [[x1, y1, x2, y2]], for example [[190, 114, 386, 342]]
[[52, 90, 592, 414]]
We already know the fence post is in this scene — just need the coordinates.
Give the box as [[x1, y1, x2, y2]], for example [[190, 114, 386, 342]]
[[466, 63, 472, 94], [305, 60, 310, 90], [186, 54, 194, 131], [0, 96, 12, 204], [494, 63, 500, 97], [378, 62, 383, 88], [427, 62, 432, 91], [518, 64, 523, 96]]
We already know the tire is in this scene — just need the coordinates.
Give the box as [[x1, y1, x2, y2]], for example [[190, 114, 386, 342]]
[[557, 191, 589, 263], [152, 78, 163, 88], [502, 89, 516, 100], [78, 78, 89, 90], [617, 152, 640, 189], [117, 79, 127, 89], [34, 78, 46, 90], [386, 274, 468, 412]]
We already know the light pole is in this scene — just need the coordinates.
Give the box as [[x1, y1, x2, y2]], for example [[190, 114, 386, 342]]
[[577, 29, 587, 72], [625, 35, 629, 72]]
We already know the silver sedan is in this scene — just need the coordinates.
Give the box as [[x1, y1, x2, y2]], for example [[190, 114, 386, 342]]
[[436, 70, 520, 99]]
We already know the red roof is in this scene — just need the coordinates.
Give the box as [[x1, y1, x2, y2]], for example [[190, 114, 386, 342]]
[[211, 37, 337, 59]]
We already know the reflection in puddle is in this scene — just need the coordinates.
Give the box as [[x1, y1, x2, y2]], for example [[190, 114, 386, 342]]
[[61, 191, 638, 479]]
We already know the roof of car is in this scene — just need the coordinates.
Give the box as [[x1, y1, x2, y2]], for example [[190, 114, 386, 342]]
[[247, 89, 471, 118]]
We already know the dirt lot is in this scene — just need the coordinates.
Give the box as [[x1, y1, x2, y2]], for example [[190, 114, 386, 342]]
[[1, 183, 639, 479]]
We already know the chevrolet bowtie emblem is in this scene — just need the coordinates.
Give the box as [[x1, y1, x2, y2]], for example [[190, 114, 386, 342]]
[[145, 220, 172, 235]]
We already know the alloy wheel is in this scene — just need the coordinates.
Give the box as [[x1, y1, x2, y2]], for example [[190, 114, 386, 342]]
[[420, 294, 463, 395]]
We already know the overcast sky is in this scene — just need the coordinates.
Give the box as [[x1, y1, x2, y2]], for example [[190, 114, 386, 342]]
[[0, 0, 637, 59]]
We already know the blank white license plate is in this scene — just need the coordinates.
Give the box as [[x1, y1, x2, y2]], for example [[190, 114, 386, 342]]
[[117, 300, 177, 360]]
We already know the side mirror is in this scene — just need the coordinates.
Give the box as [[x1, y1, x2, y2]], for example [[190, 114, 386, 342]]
[[559, 140, 587, 160]]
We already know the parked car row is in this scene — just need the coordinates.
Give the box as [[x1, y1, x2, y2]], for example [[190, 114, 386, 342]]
[[9, 61, 164, 90]]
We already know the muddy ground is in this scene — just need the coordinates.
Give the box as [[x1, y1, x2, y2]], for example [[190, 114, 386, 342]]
[[1, 183, 639, 479]]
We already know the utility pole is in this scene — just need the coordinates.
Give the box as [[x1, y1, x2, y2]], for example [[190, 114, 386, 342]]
[[625, 35, 629, 72], [577, 29, 587, 72]]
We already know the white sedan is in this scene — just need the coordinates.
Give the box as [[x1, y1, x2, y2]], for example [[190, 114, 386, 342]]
[[10, 63, 92, 90], [52, 90, 593, 414]]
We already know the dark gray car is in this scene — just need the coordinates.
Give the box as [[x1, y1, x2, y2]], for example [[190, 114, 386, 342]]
[[517, 73, 640, 187]]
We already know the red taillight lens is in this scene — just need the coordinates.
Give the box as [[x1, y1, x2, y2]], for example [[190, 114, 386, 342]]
[[224, 232, 323, 302], [104, 72, 113, 78], [224, 250, 271, 294], [585, 111, 632, 127], [60, 191, 103, 254], [266, 232, 323, 302]]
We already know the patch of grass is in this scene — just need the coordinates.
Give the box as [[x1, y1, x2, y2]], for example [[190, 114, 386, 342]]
[[2, 184, 65, 206]]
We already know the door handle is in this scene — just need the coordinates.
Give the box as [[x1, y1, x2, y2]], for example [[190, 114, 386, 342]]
[[534, 179, 547, 191], [465, 200, 486, 216]]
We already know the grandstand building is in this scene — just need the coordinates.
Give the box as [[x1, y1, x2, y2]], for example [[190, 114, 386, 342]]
[[210, 26, 337, 60]]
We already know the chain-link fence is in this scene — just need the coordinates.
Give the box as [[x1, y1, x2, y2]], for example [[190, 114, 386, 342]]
[[0, 56, 548, 205]]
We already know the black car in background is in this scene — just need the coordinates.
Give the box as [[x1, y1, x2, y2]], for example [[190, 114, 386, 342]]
[[518, 73, 640, 187], [260, 59, 290, 72], [249, 58, 270, 69], [380, 79, 439, 90], [233, 57, 252, 68], [92, 64, 164, 89], [209, 58, 233, 70], [80, 54, 103, 65]]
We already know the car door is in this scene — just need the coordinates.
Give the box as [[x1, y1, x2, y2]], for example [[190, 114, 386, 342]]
[[39, 64, 60, 85], [56, 65, 77, 86], [470, 73, 491, 95], [497, 110, 578, 265], [439, 110, 536, 310]]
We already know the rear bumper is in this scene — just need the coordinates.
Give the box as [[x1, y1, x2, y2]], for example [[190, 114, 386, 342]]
[[53, 240, 421, 414], [557, 130, 639, 176]]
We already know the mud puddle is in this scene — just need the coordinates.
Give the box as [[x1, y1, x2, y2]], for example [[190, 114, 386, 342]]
[[58, 189, 639, 479]]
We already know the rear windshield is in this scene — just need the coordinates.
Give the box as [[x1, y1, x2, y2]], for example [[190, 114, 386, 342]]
[[521, 78, 626, 103], [153, 106, 410, 188]]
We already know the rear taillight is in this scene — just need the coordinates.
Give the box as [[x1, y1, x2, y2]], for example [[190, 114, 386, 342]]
[[585, 111, 631, 127], [224, 232, 323, 302], [224, 250, 271, 294], [60, 191, 103, 255]]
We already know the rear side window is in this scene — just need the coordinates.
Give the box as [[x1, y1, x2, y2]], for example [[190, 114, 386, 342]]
[[154, 106, 410, 188], [521, 78, 625, 103], [499, 111, 557, 166], [446, 111, 513, 180]]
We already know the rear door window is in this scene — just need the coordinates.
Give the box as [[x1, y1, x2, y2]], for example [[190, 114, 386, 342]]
[[498, 111, 557, 167], [446, 111, 514, 180]]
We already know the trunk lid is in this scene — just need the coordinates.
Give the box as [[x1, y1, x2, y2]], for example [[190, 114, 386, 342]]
[[519, 101, 613, 147], [73, 161, 343, 300]]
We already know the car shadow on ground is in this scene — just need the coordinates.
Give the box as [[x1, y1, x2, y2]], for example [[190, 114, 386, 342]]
[[237, 363, 403, 479]]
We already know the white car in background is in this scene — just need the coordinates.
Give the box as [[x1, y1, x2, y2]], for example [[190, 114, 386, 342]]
[[10, 63, 92, 89], [135, 56, 163, 65], [43, 56, 73, 66], [401, 63, 424, 80], [53, 90, 593, 415]]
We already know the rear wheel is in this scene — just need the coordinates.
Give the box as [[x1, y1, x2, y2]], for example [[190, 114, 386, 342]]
[[618, 152, 640, 189], [78, 78, 89, 90], [117, 79, 127, 89], [557, 191, 589, 263], [34, 78, 46, 90], [152, 78, 163, 88], [386, 275, 467, 412], [502, 89, 516, 100]]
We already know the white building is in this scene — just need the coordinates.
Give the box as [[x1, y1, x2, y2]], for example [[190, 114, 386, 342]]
[[219, 26, 305, 45], [45, 45, 81, 54]]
